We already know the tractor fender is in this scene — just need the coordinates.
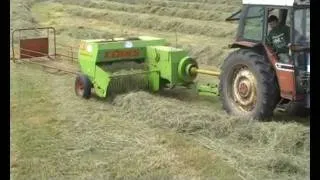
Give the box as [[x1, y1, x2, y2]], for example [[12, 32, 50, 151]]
[[228, 41, 257, 49], [229, 41, 278, 65]]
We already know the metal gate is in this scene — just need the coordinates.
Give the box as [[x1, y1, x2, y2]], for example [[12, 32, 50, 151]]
[[11, 27, 79, 74]]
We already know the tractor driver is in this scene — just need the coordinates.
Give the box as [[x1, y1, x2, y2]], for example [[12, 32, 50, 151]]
[[266, 15, 291, 64]]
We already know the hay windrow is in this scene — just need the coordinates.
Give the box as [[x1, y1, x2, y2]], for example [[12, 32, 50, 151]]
[[56, 27, 115, 40], [101, 0, 240, 12], [10, 0, 41, 44], [53, 0, 233, 21], [111, 91, 309, 179], [31, 1, 234, 66], [11, 0, 309, 179], [61, 5, 236, 38]]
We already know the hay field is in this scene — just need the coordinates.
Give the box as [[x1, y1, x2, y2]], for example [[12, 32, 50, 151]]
[[10, 0, 309, 179]]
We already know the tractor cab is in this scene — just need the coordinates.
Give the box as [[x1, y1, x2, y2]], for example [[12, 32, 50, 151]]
[[220, 0, 310, 119]]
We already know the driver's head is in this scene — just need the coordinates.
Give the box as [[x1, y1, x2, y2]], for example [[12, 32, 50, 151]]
[[268, 15, 279, 29]]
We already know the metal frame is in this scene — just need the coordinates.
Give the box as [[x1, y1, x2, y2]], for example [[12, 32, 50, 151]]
[[11, 27, 79, 74], [225, 10, 242, 21], [236, 5, 267, 43], [56, 43, 79, 62], [11, 27, 56, 61]]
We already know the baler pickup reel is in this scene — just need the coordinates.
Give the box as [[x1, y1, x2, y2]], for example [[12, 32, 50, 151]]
[[74, 36, 220, 99]]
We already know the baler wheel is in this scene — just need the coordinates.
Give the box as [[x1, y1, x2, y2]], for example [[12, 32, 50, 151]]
[[219, 49, 279, 120], [75, 74, 92, 99]]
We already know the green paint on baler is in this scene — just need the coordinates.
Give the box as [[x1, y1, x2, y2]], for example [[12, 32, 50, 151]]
[[77, 36, 167, 98], [146, 46, 191, 86], [77, 35, 220, 98], [94, 65, 111, 97], [95, 36, 167, 62], [78, 43, 98, 81]]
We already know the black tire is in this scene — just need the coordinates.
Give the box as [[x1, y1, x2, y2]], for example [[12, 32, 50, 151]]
[[75, 74, 92, 99], [286, 102, 310, 117], [219, 49, 279, 120]]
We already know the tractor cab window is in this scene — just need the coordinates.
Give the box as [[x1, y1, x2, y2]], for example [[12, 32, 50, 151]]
[[294, 8, 310, 44], [242, 6, 264, 41], [292, 8, 310, 72]]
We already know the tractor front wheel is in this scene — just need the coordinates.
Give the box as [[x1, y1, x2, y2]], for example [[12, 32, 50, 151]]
[[219, 49, 279, 120], [75, 74, 92, 99]]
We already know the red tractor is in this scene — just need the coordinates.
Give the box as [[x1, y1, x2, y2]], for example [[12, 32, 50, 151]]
[[220, 0, 310, 119]]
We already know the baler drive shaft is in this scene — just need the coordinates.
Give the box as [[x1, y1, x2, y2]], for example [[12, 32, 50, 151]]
[[190, 67, 220, 77]]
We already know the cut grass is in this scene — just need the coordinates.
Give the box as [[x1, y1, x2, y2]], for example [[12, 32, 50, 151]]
[[57, 27, 115, 39], [31, 2, 235, 66], [103, 0, 241, 12], [11, 63, 241, 179], [38, 2, 236, 38], [53, 0, 232, 21], [11, 0, 309, 179], [10, 0, 40, 45], [112, 91, 309, 180], [10, 62, 309, 179]]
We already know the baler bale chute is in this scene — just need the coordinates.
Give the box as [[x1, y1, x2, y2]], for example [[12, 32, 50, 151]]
[[75, 36, 220, 99]]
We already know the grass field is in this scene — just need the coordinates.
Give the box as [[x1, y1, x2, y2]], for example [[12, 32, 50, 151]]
[[10, 0, 309, 179]]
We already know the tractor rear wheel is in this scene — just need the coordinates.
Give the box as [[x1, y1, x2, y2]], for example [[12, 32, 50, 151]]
[[219, 49, 279, 120], [75, 74, 92, 99]]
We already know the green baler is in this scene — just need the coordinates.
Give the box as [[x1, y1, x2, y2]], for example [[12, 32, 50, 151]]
[[75, 36, 219, 99]]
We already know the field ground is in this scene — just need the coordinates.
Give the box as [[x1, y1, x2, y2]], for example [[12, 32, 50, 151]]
[[11, 0, 309, 179]]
